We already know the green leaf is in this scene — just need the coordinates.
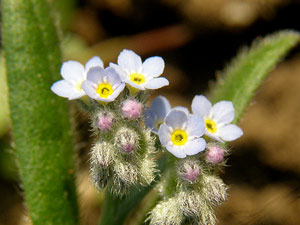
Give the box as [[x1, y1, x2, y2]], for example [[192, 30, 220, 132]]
[[0, 54, 10, 137], [208, 30, 300, 123], [2, 0, 79, 224]]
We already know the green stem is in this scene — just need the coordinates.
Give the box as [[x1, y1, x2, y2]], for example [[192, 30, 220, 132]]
[[99, 155, 168, 225], [208, 30, 300, 123], [2, 0, 79, 224]]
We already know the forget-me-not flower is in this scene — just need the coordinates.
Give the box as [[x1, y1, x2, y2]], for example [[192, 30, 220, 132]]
[[191, 95, 243, 142], [82, 66, 125, 102], [158, 110, 206, 158], [110, 49, 169, 93], [51, 56, 103, 100], [145, 96, 189, 134]]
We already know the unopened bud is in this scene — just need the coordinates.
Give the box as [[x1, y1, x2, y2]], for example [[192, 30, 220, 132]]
[[91, 141, 114, 168], [96, 112, 114, 131], [121, 99, 143, 120], [205, 144, 225, 165], [114, 127, 139, 153], [178, 159, 202, 183]]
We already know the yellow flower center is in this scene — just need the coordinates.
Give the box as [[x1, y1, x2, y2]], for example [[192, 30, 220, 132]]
[[171, 130, 188, 146], [130, 73, 145, 85], [96, 83, 113, 98], [205, 119, 217, 133], [76, 81, 83, 91]]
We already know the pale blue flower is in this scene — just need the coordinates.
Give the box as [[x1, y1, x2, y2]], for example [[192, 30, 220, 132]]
[[82, 67, 125, 102], [145, 96, 189, 134], [191, 95, 243, 142], [110, 49, 169, 92], [51, 56, 103, 100], [158, 110, 206, 158]]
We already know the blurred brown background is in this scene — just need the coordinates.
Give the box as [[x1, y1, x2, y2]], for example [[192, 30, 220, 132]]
[[1, 0, 300, 224]]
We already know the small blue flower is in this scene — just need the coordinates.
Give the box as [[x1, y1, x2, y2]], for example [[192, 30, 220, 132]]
[[191, 95, 243, 142], [145, 96, 189, 134], [158, 110, 206, 158], [51, 56, 103, 100], [82, 67, 125, 102], [110, 49, 169, 93]]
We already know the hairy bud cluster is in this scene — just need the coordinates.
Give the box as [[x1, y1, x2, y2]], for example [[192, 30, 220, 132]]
[[149, 142, 228, 225], [89, 97, 158, 197]]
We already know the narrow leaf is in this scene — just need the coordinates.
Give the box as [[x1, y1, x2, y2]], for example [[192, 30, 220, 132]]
[[208, 30, 300, 123], [2, 0, 79, 224]]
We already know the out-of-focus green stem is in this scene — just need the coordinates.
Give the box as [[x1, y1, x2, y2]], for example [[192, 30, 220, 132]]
[[99, 155, 168, 225], [2, 0, 79, 224], [208, 30, 300, 124]]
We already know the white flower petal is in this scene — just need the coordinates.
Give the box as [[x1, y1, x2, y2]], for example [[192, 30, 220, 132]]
[[165, 144, 186, 158], [158, 124, 171, 147], [212, 101, 235, 124], [86, 67, 105, 84], [144, 77, 169, 89], [184, 138, 206, 156], [218, 124, 243, 141], [186, 115, 205, 137], [61, 61, 85, 82], [172, 106, 189, 115], [51, 80, 80, 99], [85, 56, 104, 71], [108, 83, 125, 100], [142, 56, 165, 77], [126, 80, 145, 90], [165, 110, 187, 129], [191, 95, 212, 117], [109, 63, 127, 80], [204, 131, 223, 143], [82, 80, 99, 100], [118, 49, 142, 72], [105, 67, 122, 84], [150, 96, 171, 120]]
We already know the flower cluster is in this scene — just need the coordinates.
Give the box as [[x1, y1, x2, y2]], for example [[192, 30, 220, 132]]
[[51, 49, 169, 102], [145, 95, 243, 159], [146, 95, 242, 225], [51, 49, 244, 225], [51, 49, 168, 196]]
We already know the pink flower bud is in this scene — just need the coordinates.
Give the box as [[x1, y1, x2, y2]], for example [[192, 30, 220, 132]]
[[121, 99, 143, 120], [114, 127, 139, 153], [183, 165, 200, 182], [122, 144, 134, 153], [205, 145, 225, 165], [178, 159, 201, 183], [97, 113, 113, 131]]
